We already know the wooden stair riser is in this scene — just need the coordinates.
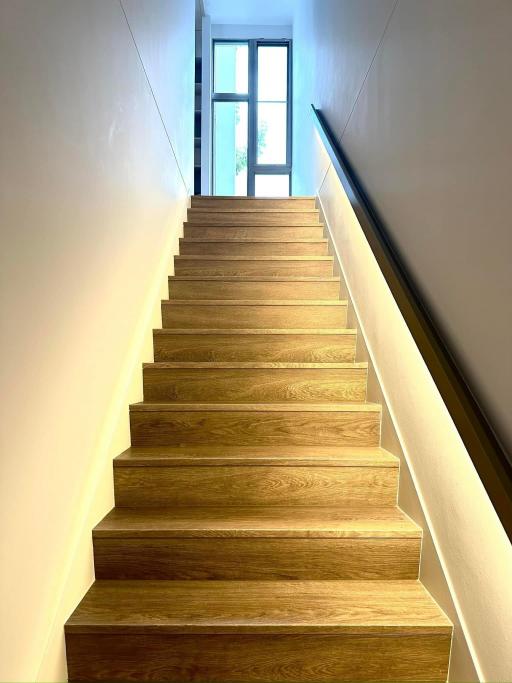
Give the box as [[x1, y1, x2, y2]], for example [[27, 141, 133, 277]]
[[174, 257, 334, 277], [114, 464, 396, 507], [66, 632, 451, 682], [190, 197, 317, 210], [179, 240, 329, 257], [153, 332, 357, 363], [93, 537, 420, 581], [187, 210, 321, 226], [129, 407, 381, 447], [161, 302, 347, 329], [184, 224, 325, 240], [143, 366, 367, 403], [168, 278, 340, 300]]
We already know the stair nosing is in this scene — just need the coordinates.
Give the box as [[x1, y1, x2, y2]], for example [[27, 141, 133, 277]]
[[169, 276, 340, 281], [161, 299, 348, 306], [64, 579, 453, 636], [93, 506, 422, 539], [153, 328, 357, 335], [142, 361, 368, 369], [179, 238, 328, 244], [174, 255, 333, 261], [188, 209, 320, 214], [113, 445, 398, 468], [129, 402, 381, 412]]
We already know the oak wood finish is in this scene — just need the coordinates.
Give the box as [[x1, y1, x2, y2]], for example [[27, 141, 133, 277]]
[[161, 300, 348, 329], [66, 632, 451, 682], [93, 506, 421, 580], [187, 209, 322, 226], [93, 505, 420, 538], [179, 238, 329, 256], [114, 444, 400, 467], [67, 579, 452, 635], [65, 197, 452, 680], [142, 362, 368, 403], [191, 196, 317, 210], [174, 255, 334, 277], [153, 329, 357, 362], [184, 224, 325, 239], [129, 402, 382, 447], [168, 276, 341, 300], [114, 464, 397, 508]]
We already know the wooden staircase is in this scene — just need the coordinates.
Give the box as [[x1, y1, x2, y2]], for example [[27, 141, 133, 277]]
[[65, 197, 452, 682]]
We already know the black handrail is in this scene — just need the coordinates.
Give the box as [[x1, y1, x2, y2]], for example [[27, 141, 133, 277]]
[[311, 104, 512, 542]]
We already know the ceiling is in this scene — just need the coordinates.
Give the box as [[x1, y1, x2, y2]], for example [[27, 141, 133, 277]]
[[202, 0, 294, 25]]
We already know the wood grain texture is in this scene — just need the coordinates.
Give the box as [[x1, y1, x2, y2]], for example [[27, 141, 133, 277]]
[[93, 505, 420, 538], [161, 300, 348, 329], [183, 224, 325, 240], [142, 363, 367, 403], [93, 537, 420, 580], [65, 196, 452, 679], [174, 255, 334, 277], [66, 632, 452, 682], [153, 329, 357, 362], [66, 580, 452, 635], [168, 277, 340, 300], [114, 444, 399, 468], [129, 403, 381, 447], [114, 464, 396, 507], [191, 196, 317, 210], [179, 239, 329, 256], [187, 209, 322, 226]]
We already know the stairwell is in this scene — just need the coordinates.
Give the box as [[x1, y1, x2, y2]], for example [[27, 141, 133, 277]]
[[65, 196, 452, 682]]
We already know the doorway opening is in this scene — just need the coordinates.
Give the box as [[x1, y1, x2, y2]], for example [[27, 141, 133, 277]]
[[212, 39, 292, 196]]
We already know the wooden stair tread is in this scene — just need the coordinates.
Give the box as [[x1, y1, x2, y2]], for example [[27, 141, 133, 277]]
[[180, 238, 328, 243], [66, 580, 451, 635], [114, 445, 398, 467], [162, 299, 348, 306], [170, 276, 340, 281], [193, 195, 316, 199], [175, 255, 333, 261], [154, 328, 356, 335], [94, 506, 421, 538], [129, 402, 381, 412], [189, 208, 320, 214], [143, 361, 367, 369]]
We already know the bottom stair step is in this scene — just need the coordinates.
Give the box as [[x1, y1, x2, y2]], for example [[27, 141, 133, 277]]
[[65, 580, 452, 682]]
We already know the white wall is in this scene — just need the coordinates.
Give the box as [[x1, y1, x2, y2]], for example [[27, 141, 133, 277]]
[[293, 2, 512, 679], [292, 0, 512, 458], [0, 1, 194, 680]]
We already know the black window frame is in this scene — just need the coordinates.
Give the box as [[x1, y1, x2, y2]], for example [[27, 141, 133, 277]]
[[212, 38, 292, 196]]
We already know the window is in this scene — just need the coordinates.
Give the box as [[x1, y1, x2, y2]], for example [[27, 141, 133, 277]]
[[212, 40, 291, 196]]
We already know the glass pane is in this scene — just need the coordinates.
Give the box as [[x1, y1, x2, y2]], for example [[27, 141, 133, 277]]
[[213, 101, 248, 196], [257, 46, 287, 101], [257, 102, 287, 164], [255, 175, 290, 197], [214, 43, 248, 94]]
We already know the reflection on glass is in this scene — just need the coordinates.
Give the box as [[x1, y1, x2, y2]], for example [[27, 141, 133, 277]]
[[257, 46, 288, 101], [257, 102, 287, 164], [213, 101, 248, 196], [214, 43, 248, 94], [255, 174, 290, 197]]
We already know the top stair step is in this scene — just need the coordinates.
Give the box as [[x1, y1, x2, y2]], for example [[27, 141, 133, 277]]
[[191, 196, 316, 210]]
